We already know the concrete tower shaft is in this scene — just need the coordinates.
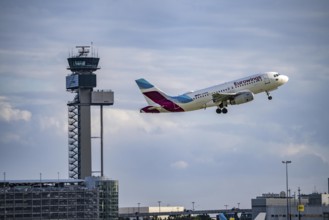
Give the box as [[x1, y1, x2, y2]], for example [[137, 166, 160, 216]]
[[78, 91, 92, 179]]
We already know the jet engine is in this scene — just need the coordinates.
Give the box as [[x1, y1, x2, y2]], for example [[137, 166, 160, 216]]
[[230, 92, 254, 105]]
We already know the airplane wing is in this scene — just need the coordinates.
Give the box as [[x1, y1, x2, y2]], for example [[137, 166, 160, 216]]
[[212, 89, 254, 104], [212, 92, 236, 103]]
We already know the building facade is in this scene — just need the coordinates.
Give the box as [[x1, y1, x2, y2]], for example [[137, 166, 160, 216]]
[[252, 192, 329, 220], [0, 177, 118, 220]]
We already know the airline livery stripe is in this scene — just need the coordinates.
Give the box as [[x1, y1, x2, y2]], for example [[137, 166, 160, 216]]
[[143, 91, 184, 112]]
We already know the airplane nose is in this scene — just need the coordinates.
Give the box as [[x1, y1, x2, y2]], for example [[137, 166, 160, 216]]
[[280, 75, 289, 84]]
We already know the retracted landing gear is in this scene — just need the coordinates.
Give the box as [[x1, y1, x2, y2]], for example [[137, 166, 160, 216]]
[[266, 91, 272, 100], [216, 103, 228, 114]]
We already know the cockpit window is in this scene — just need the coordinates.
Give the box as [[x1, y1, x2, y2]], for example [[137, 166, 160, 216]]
[[274, 73, 280, 77]]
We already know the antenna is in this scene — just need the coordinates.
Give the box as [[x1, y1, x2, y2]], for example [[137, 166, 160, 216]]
[[76, 46, 90, 57]]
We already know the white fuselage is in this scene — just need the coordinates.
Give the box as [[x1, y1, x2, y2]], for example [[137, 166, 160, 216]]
[[175, 72, 288, 111]]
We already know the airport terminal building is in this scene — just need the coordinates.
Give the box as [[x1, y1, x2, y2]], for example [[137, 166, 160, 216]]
[[0, 177, 118, 220]]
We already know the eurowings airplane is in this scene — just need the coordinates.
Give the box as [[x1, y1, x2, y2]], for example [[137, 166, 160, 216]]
[[135, 72, 288, 114]]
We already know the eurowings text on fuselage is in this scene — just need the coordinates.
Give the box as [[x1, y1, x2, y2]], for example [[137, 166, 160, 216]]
[[135, 72, 289, 114]]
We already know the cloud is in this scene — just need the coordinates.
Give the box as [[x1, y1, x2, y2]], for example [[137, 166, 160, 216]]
[[0, 96, 32, 122], [171, 160, 189, 170], [0, 132, 21, 144], [102, 108, 181, 136]]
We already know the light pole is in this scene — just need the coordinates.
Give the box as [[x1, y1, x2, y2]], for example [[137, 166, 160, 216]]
[[158, 201, 161, 213], [298, 187, 301, 220], [282, 160, 291, 220], [192, 202, 195, 211]]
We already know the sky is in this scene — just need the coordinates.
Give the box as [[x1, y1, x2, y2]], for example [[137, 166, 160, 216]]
[[0, 0, 329, 210]]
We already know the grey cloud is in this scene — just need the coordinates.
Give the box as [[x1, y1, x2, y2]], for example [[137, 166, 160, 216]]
[[0, 97, 32, 122]]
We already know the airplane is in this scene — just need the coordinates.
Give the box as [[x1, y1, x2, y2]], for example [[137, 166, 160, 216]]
[[135, 72, 289, 114]]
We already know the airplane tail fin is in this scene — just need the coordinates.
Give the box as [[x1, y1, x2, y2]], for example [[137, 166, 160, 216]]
[[135, 78, 170, 106]]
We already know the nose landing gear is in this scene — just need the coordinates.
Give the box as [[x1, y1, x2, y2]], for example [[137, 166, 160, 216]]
[[266, 91, 272, 100]]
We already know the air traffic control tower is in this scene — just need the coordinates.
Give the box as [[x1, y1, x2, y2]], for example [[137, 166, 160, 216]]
[[66, 46, 114, 179]]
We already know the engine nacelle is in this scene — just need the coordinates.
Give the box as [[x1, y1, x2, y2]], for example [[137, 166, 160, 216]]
[[230, 92, 254, 105]]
